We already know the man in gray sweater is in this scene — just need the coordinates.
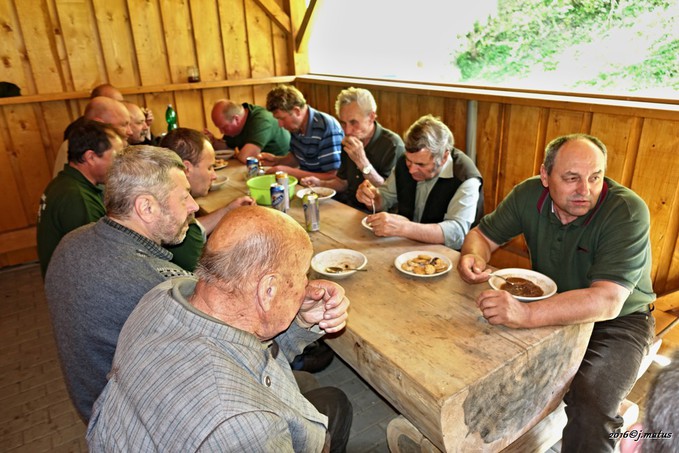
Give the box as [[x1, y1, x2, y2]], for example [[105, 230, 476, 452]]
[[44, 146, 198, 422]]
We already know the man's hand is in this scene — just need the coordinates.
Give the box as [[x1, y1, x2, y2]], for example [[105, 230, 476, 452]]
[[143, 108, 154, 127], [297, 280, 350, 333], [366, 212, 409, 237], [476, 289, 530, 328], [227, 196, 256, 210], [300, 176, 322, 187], [257, 152, 278, 166], [356, 180, 381, 210], [265, 165, 295, 175], [457, 253, 491, 284], [342, 136, 368, 167]]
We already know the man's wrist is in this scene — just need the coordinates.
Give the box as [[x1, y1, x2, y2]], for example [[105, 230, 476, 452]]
[[295, 314, 315, 330], [361, 163, 374, 175]]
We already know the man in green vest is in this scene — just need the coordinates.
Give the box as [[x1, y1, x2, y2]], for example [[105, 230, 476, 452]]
[[356, 114, 483, 250]]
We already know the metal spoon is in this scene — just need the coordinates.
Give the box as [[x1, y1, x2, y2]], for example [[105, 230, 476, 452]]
[[325, 266, 367, 273], [489, 273, 516, 286]]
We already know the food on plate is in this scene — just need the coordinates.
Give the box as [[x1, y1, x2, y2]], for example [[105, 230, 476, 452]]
[[214, 158, 228, 168], [400, 254, 448, 275], [501, 277, 544, 297]]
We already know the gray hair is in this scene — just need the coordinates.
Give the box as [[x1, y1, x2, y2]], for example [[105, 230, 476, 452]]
[[105, 146, 186, 218], [642, 349, 679, 453], [403, 115, 454, 162], [335, 87, 377, 117], [543, 134, 607, 175], [195, 230, 286, 295]]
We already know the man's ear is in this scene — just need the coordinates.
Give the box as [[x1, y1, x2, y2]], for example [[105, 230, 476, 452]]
[[256, 274, 278, 313], [539, 164, 549, 188], [619, 422, 643, 453], [82, 149, 97, 164], [133, 194, 157, 223], [183, 160, 193, 176]]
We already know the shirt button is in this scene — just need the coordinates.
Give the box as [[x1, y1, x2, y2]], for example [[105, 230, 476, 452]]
[[265, 376, 271, 387]]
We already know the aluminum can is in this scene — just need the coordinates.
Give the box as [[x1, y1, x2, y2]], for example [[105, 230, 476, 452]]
[[274, 171, 290, 211], [246, 157, 260, 179], [270, 183, 286, 212], [303, 192, 320, 232]]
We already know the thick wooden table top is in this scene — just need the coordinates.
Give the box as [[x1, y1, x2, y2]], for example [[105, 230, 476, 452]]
[[200, 161, 593, 452]]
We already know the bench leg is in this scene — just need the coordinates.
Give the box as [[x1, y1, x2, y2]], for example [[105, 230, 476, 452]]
[[386, 415, 443, 453]]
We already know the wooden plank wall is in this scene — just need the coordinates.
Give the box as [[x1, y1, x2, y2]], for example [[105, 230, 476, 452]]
[[0, 0, 306, 267], [296, 78, 679, 299]]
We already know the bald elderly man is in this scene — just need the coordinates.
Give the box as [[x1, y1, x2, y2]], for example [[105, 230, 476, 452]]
[[53, 96, 132, 177], [87, 206, 353, 452], [61, 84, 124, 142], [205, 99, 290, 164], [123, 101, 151, 145]]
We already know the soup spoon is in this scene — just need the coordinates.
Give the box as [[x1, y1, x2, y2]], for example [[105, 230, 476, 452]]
[[488, 272, 516, 286], [325, 266, 367, 273]]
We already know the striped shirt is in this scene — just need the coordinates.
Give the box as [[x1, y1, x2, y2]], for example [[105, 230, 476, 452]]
[[87, 277, 327, 452], [290, 107, 343, 173]]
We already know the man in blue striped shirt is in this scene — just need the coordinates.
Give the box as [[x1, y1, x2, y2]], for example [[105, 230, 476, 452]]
[[260, 85, 343, 180]]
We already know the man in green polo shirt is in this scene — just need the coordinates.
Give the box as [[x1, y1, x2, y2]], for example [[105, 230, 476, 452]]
[[37, 121, 124, 276], [205, 99, 290, 164], [457, 133, 655, 452]]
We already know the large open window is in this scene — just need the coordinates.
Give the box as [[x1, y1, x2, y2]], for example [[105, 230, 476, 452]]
[[308, 0, 678, 100]]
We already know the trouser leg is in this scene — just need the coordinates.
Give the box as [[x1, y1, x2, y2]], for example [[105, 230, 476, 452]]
[[561, 312, 654, 453], [303, 387, 353, 453]]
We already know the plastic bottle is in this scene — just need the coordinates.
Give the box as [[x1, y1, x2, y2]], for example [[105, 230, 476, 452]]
[[165, 104, 177, 132]]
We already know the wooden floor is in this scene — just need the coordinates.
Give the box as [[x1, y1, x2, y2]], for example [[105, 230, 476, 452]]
[[0, 262, 676, 452]]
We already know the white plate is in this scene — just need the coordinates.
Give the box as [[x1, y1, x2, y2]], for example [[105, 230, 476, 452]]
[[296, 187, 336, 201], [210, 175, 228, 191], [488, 268, 557, 301], [394, 251, 452, 278], [361, 216, 373, 231], [311, 249, 368, 279], [214, 159, 229, 171], [215, 149, 236, 160]]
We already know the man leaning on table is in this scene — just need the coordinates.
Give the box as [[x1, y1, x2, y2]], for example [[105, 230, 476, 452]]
[[259, 84, 343, 180], [301, 87, 404, 210], [205, 99, 291, 164], [356, 114, 483, 250], [457, 133, 656, 452], [87, 206, 353, 453], [160, 127, 254, 271], [45, 146, 197, 422]]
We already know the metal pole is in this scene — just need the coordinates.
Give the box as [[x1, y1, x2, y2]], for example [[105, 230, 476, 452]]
[[466, 100, 478, 162]]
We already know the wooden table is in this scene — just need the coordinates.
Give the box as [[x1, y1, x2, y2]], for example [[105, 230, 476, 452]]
[[201, 162, 594, 452]]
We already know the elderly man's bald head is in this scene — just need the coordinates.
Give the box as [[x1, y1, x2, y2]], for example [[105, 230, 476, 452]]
[[196, 206, 312, 289], [90, 84, 123, 101], [84, 97, 132, 142]]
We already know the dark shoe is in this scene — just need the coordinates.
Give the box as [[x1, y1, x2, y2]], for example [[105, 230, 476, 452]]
[[291, 340, 334, 373]]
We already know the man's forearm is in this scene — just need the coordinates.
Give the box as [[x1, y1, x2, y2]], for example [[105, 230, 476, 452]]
[[401, 222, 446, 245], [460, 228, 494, 262], [521, 282, 628, 328]]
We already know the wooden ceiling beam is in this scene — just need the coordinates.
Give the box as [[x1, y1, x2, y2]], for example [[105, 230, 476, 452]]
[[253, 0, 292, 34], [295, 0, 320, 52]]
